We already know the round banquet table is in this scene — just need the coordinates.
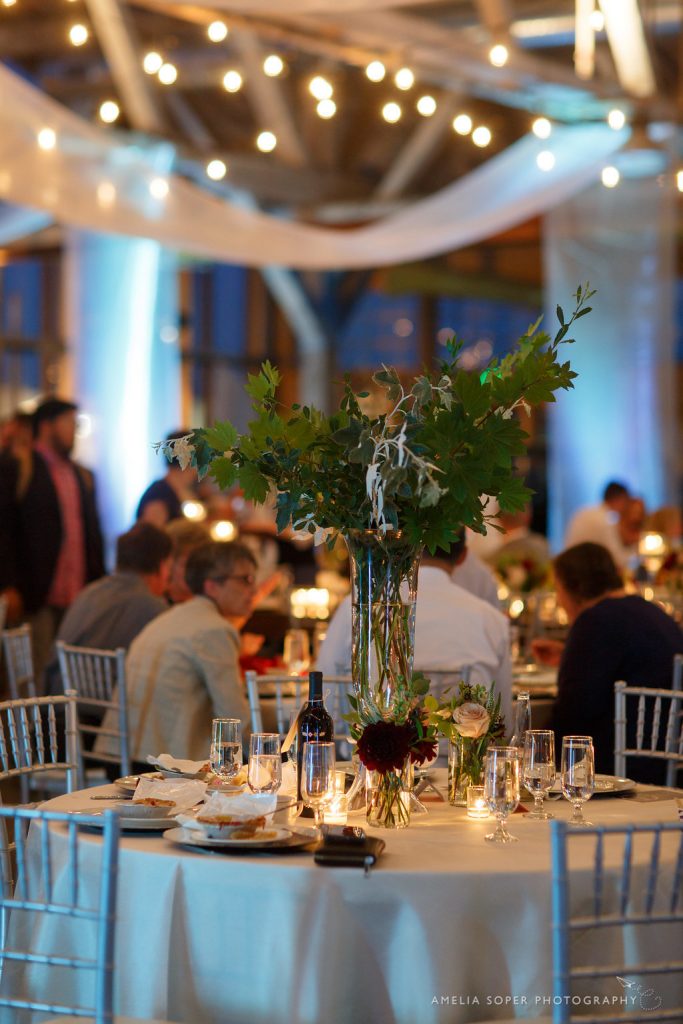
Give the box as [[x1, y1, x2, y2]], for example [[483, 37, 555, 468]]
[[4, 776, 683, 1024]]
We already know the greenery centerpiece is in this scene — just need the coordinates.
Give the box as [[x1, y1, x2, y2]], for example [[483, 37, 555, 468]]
[[161, 285, 592, 828], [427, 682, 505, 805]]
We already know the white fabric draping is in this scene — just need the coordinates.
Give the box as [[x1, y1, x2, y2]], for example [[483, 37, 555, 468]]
[[0, 62, 628, 269], [0, 202, 51, 245], [158, 0, 428, 9], [4, 781, 681, 1024]]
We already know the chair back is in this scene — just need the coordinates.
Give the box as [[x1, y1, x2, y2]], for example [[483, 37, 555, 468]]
[[423, 666, 472, 701], [0, 691, 79, 796], [57, 642, 130, 789], [1, 625, 37, 701], [550, 819, 683, 1023], [245, 672, 354, 741], [0, 804, 119, 1022], [614, 663, 683, 788]]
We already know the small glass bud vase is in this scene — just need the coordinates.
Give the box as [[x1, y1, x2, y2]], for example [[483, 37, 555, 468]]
[[366, 758, 412, 829], [448, 734, 488, 806]]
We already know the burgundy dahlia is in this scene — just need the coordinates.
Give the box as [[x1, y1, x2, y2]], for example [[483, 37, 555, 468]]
[[357, 721, 412, 773]]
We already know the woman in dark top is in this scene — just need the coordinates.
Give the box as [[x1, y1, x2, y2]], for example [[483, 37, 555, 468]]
[[532, 542, 683, 783]]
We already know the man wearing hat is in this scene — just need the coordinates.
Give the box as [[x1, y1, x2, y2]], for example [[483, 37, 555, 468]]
[[0, 397, 104, 683]]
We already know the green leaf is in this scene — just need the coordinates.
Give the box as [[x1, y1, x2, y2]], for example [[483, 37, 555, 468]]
[[209, 456, 238, 491], [203, 421, 238, 453], [239, 463, 270, 504]]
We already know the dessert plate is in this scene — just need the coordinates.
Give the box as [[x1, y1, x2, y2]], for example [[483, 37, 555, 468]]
[[163, 826, 316, 852]]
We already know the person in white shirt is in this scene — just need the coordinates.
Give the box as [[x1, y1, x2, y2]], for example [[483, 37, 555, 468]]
[[99, 541, 257, 768], [563, 481, 631, 568], [451, 546, 501, 609], [317, 537, 513, 731]]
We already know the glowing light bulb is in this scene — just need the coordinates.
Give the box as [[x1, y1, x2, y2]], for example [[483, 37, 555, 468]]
[[677, 170, 683, 192], [309, 76, 333, 100], [99, 100, 119, 124], [69, 23, 88, 46], [149, 177, 169, 199], [257, 131, 277, 153], [365, 60, 386, 83], [206, 159, 227, 181], [608, 108, 626, 130], [472, 125, 492, 147], [263, 54, 284, 77], [394, 67, 414, 90], [532, 117, 552, 139], [453, 113, 473, 135], [590, 9, 605, 30], [1, 0, 17, 8], [601, 165, 620, 188], [37, 128, 56, 151], [223, 70, 243, 93], [210, 520, 236, 541], [382, 102, 402, 124], [96, 181, 116, 208], [207, 20, 228, 42], [416, 95, 436, 117], [489, 44, 508, 67], [143, 51, 163, 75], [536, 150, 555, 171], [158, 63, 177, 85], [316, 98, 336, 119]]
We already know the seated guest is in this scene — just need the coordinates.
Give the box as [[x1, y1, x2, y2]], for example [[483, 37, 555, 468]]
[[44, 522, 172, 694], [563, 480, 630, 569], [317, 536, 513, 729], [532, 543, 683, 783], [100, 541, 256, 767], [136, 429, 198, 527], [489, 504, 550, 567], [165, 518, 211, 603], [451, 539, 501, 609]]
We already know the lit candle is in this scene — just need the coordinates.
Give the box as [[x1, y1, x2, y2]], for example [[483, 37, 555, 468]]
[[466, 785, 489, 819], [324, 794, 348, 825]]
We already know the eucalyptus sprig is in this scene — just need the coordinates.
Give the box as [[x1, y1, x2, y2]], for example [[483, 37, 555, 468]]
[[159, 284, 593, 554]]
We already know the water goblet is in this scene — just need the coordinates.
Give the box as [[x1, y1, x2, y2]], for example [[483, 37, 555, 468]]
[[210, 718, 242, 783], [561, 735, 595, 826], [301, 741, 336, 831], [522, 730, 555, 820], [248, 733, 282, 794], [484, 747, 521, 843]]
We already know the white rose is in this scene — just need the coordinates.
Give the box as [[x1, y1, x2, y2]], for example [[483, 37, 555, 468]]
[[453, 702, 490, 739]]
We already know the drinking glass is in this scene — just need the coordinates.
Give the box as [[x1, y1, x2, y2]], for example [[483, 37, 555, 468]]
[[522, 730, 555, 820], [210, 718, 242, 782], [301, 741, 336, 830], [283, 629, 311, 676], [484, 747, 521, 843], [248, 733, 282, 794], [561, 735, 595, 826]]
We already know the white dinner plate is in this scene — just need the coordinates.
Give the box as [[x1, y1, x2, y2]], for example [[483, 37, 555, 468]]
[[114, 772, 163, 793], [164, 826, 292, 849], [66, 806, 176, 830], [550, 774, 636, 796]]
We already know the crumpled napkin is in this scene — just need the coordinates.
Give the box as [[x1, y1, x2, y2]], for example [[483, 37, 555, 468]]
[[133, 776, 207, 813], [279, 761, 297, 797], [178, 790, 277, 833], [146, 753, 210, 776]]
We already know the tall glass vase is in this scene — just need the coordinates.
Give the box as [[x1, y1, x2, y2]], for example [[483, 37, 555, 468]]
[[344, 530, 422, 828]]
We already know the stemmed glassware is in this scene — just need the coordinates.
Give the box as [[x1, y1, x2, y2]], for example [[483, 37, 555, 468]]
[[483, 747, 521, 844], [210, 718, 242, 783], [283, 629, 311, 676], [301, 741, 336, 831], [522, 730, 555, 820], [247, 733, 282, 794], [561, 735, 595, 826]]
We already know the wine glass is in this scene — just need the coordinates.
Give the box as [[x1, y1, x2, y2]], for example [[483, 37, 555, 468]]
[[210, 718, 242, 783], [283, 629, 311, 677], [248, 733, 282, 794], [522, 730, 555, 820], [561, 735, 595, 826], [484, 747, 521, 844], [301, 741, 336, 831]]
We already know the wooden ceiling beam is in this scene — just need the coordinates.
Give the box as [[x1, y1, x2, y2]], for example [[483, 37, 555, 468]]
[[84, 0, 168, 134], [374, 96, 456, 201]]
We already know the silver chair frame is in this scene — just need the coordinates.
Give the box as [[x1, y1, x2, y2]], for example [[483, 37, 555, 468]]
[[551, 819, 683, 1024], [0, 804, 119, 1022], [1, 624, 37, 702], [57, 641, 130, 789], [614, 660, 683, 788], [0, 691, 79, 796]]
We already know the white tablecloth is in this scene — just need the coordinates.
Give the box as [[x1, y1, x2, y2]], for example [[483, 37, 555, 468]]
[[4, 777, 683, 1024]]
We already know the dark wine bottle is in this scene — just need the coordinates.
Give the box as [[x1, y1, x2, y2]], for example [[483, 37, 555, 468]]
[[296, 670, 334, 814]]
